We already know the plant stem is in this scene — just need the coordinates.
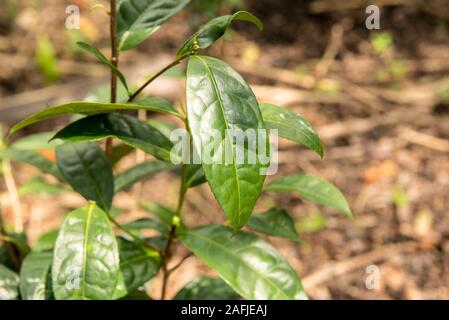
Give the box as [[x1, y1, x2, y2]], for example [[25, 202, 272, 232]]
[[128, 55, 188, 103], [107, 213, 161, 252], [110, 0, 118, 103], [2, 160, 23, 233], [0, 206, 21, 270], [106, 0, 118, 158], [160, 164, 188, 300]]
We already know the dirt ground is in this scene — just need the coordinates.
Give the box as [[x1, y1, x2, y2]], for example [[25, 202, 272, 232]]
[[1, 0, 449, 299]]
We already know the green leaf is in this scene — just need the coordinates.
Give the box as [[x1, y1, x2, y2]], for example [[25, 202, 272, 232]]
[[260, 103, 323, 158], [296, 213, 326, 234], [0, 265, 20, 300], [114, 161, 172, 193], [19, 177, 65, 196], [53, 113, 177, 163], [180, 225, 307, 300], [10, 132, 59, 150], [84, 82, 129, 103], [56, 142, 114, 211], [145, 236, 166, 251], [35, 36, 59, 83], [248, 208, 301, 242], [33, 229, 59, 252], [134, 97, 180, 117], [177, 11, 263, 58], [120, 290, 152, 300], [110, 143, 134, 166], [186, 55, 268, 230], [2, 232, 30, 258], [0, 148, 60, 178], [117, 237, 160, 292], [52, 203, 120, 300], [122, 218, 169, 236], [112, 271, 127, 300], [266, 174, 352, 217], [117, 0, 191, 51], [20, 251, 53, 300], [77, 42, 129, 94], [185, 164, 206, 188], [146, 119, 179, 138], [9, 101, 181, 135], [174, 276, 239, 300], [140, 202, 174, 226], [0, 246, 16, 270]]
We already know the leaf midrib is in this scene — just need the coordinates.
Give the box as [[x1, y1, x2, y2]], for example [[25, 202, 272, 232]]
[[264, 117, 319, 149], [80, 203, 95, 299], [268, 182, 348, 215], [195, 56, 242, 227], [185, 229, 290, 299]]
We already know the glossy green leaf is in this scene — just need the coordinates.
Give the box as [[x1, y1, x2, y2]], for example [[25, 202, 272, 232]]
[[10, 132, 59, 150], [174, 276, 239, 300], [53, 113, 177, 163], [122, 218, 169, 236], [177, 11, 263, 58], [52, 203, 120, 300], [20, 251, 53, 300], [33, 229, 59, 252], [260, 103, 323, 158], [181, 225, 306, 300], [77, 42, 129, 94], [56, 142, 114, 211], [0, 148, 60, 178], [140, 202, 174, 226], [186, 55, 268, 230], [134, 97, 180, 117], [0, 264, 20, 300], [266, 174, 352, 217], [112, 271, 127, 300], [9, 101, 180, 135], [114, 161, 172, 193], [117, 237, 160, 292], [117, 0, 191, 51], [247, 208, 301, 242], [146, 119, 179, 138]]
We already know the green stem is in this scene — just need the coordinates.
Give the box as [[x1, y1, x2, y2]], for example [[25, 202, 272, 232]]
[[128, 55, 189, 103], [0, 207, 21, 270], [106, 0, 119, 158], [107, 213, 160, 253], [160, 163, 188, 300]]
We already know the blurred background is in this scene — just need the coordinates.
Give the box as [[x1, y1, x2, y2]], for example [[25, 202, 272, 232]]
[[1, 0, 449, 299]]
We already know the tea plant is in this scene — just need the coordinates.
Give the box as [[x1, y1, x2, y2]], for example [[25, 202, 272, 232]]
[[0, 0, 351, 300]]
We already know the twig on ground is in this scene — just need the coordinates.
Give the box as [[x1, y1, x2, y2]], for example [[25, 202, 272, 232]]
[[399, 127, 449, 153], [316, 24, 344, 77], [302, 241, 419, 289]]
